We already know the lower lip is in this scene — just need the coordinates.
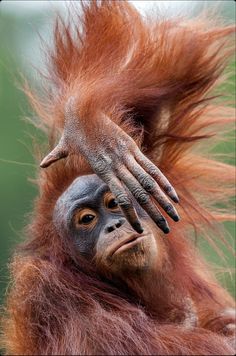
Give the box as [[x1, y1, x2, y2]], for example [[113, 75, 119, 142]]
[[113, 235, 146, 255]]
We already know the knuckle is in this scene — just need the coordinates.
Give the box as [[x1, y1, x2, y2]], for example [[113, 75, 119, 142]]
[[133, 188, 149, 204], [95, 163, 108, 175], [165, 203, 174, 213], [114, 162, 124, 173], [157, 216, 166, 224], [165, 185, 172, 193], [116, 194, 131, 209], [146, 163, 159, 177], [117, 138, 131, 152], [140, 176, 155, 191], [94, 156, 111, 175]]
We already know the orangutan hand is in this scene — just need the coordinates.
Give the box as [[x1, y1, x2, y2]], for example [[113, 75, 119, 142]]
[[40, 97, 180, 234]]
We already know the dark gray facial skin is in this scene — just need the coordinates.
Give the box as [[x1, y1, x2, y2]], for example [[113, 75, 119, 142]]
[[53, 174, 149, 258]]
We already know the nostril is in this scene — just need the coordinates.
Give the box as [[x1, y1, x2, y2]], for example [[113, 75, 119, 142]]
[[107, 226, 115, 233], [106, 219, 126, 233], [115, 218, 126, 229]]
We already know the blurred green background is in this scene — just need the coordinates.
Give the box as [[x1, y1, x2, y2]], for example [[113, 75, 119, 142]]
[[0, 0, 235, 308]]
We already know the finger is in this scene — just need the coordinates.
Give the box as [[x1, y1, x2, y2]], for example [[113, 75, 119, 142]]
[[134, 149, 179, 203], [40, 136, 68, 168], [116, 166, 170, 234], [100, 173, 144, 234], [125, 155, 180, 222]]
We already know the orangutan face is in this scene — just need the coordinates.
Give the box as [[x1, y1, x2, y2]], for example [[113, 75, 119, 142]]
[[53, 175, 166, 277]]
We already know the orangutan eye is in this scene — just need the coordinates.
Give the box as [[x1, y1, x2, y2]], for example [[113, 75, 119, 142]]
[[104, 192, 120, 211], [80, 214, 95, 224], [74, 208, 97, 227], [107, 198, 118, 209]]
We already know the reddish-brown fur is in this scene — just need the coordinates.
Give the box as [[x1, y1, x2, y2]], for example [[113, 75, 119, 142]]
[[1, 1, 235, 355]]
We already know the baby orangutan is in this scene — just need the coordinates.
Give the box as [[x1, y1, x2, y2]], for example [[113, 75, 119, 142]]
[[1, 1, 235, 355], [53, 174, 235, 333]]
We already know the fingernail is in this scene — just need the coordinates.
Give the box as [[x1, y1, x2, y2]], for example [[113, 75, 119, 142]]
[[166, 205, 180, 221], [161, 220, 170, 234], [172, 195, 179, 203], [173, 214, 180, 222], [163, 226, 170, 234], [171, 190, 179, 203], [133, 222, 144, 234], [167, 188, 179, 203]]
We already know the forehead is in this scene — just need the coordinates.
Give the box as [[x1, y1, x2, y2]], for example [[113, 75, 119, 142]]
[[53, 174, 107, 226], [63, 174, 106, 201]]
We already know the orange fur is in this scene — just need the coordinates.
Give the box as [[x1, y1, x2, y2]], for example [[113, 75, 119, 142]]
[[1, 1, 235, 355]]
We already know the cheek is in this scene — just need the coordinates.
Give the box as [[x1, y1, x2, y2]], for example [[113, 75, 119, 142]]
[[144, 222, 169, 269], [72, 228, 100, 257], [95, 233, 114, 261]]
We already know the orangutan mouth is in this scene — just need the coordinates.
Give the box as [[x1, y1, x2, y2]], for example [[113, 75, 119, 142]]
[[111, 234, 147, 256]]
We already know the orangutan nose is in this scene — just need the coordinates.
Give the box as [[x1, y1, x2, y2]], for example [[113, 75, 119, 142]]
[[105, 218, 126, 233]]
